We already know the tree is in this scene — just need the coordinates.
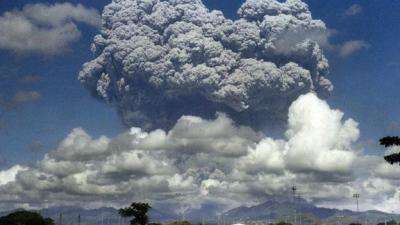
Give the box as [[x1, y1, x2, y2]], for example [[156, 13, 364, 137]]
[[119, 202, 151, 225], [379, 136, 400, 164], [377, 220, 397, 225], [0, 210, 54, 225], [167, 221, 192, 225], [275, 221, 293, 225]]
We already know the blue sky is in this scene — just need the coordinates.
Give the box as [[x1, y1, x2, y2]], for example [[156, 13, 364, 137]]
[[0, 0, 399, 166]]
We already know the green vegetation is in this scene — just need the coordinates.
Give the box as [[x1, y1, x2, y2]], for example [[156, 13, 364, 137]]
[[118, 202, 193, 225], [119, 202, 152, 225], [380, 136, 400, 164], [377, 220, 398, 225], [148, 223, 163, 225], [0, 210, 54, 225], [167, 221, 193, 225], [275, 221, 293, 225]]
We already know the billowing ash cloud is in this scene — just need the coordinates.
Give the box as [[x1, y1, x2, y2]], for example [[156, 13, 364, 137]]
[[79, 0, 333, 130]]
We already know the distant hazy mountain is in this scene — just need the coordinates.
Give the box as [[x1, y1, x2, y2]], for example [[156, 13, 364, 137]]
[[222, 196, 399, 225], [41, 206, 125, 225], [1, 196, 398, 225], [223, 195, 336, 221]]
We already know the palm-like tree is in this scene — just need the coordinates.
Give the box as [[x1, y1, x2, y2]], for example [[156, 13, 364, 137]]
[[119, 202, 151, 225], [380, 136, 400, 164]]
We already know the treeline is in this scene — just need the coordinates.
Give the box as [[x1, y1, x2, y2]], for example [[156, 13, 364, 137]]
[[1, 202, 399, 225], [0, 210, 54, 225], [271, 222, 400, 225], [0, 202, 193, 225]]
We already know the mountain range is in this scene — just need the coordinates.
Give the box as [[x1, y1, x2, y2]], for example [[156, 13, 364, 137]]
[[222, 196, 399, 225], [1, 196, 398, 225]]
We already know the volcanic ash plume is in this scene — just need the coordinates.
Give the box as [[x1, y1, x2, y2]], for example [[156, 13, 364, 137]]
[[79, 0, 333, 130]]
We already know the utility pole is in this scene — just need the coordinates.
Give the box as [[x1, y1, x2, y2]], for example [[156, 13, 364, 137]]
[[353, 193, 360, 213], [392, 210, 395, 224], [353, 193, 360, 224], [59, 213, 62, 225], [292, 186, 297, 225], [101, 195, 105, 225], [102, 209, 104, 225], [298, 194, 302, 225]]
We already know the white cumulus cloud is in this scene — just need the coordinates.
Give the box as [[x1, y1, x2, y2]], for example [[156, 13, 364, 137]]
[[0, 93, 395, 213], [0, 3, 101, 55], [0, 165, 27, 185]]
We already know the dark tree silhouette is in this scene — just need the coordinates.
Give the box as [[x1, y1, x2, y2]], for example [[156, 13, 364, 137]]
[[119, 202, 151, 225], [379, 136, 400, 164], [0, 210, 54, 225], [167, 221, 192, 225], [275, 222, 293, 225], [377, 220, 397, 225]]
